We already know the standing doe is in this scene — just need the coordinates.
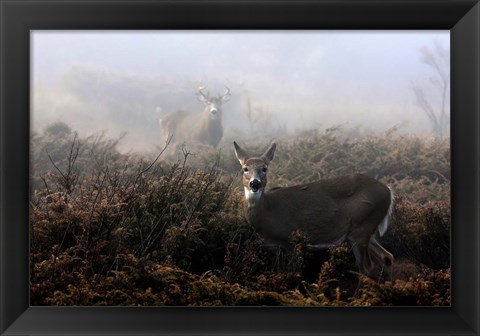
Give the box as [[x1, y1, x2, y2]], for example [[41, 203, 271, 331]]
[[233, 141, 394, 283], [159, 86, 231, 149]]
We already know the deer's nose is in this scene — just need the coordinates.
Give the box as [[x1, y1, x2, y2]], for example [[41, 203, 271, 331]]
[[250, 179, 261, 192], [211, 108, 218, 115]]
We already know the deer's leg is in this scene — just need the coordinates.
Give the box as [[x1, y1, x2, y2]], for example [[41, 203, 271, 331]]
[[353, 235, 393, 283], [348, 234, 373, 296], [348, 218, 386, 294], [349, 239, 368, 273], [369, 237, 394, 282], [348, 220, 377, 275], [261, 244, 290, 272]]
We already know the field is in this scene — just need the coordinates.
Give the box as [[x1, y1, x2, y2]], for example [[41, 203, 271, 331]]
[[30, 123, 450, 306]]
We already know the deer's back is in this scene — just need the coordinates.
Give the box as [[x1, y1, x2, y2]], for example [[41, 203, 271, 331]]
[[161, 110, 222, 147], [258, 173, 391, 245], [160, 110, 190, 136]]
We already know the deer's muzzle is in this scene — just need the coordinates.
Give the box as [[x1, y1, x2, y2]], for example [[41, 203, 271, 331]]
[[250, 179, 261, 192]]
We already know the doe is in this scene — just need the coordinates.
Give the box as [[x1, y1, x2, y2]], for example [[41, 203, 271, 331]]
[[233, 141, 394, 282]]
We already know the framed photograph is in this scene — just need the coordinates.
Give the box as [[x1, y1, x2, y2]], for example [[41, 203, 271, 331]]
[[1, 0, 479, 335]]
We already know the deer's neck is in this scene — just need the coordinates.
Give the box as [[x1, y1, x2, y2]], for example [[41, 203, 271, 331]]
[[243, 188, 266, 225], [244, 187, 265, 207], [244, 192, 285, 246]]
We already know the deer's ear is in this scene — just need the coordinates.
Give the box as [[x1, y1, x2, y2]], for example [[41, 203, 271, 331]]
[[262, 143, 276, 164], [233, 141, 248, 165]]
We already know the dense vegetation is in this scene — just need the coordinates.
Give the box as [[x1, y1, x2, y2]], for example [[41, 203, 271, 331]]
[[30, 123, 450, 306]]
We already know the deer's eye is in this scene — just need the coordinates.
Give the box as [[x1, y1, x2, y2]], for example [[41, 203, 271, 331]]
[[243, 167, 249, 173], [262, 168, 267, 173]]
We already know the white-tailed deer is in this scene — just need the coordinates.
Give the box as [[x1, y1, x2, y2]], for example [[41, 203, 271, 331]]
[[159, 86, 231, 149], [233, 141, 394, 283]]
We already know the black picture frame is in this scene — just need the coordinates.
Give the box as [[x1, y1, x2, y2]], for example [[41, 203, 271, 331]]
[[1, 0, 479, 335]]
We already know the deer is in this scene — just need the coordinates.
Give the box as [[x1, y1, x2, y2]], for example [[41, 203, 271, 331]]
[[159, 86, 231, 149], [233, 141, 394, 285]]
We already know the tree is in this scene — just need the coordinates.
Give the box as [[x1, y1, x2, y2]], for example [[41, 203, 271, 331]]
[[412, 41, 450, 139]]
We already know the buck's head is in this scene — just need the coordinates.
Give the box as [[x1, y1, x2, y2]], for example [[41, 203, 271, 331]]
[[234, 141, 276, 204], [197, 86, 231, 121]]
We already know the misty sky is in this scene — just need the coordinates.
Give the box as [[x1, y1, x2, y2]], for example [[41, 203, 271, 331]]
[[31, 31, 450, 151]]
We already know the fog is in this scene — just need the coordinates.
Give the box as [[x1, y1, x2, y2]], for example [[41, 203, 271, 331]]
[[32, 31, 450, 152]]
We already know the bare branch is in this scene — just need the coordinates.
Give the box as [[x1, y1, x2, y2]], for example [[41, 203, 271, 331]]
[[414, 42, 450, 139]]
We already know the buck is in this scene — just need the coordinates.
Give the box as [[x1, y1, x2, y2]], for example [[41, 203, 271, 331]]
[[233, 141, 394, 283], [159, 86, 231, 149]]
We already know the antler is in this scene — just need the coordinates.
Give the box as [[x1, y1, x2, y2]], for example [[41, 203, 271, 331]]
[[222, 86, 231, 101], [198, 86, 210, 101]]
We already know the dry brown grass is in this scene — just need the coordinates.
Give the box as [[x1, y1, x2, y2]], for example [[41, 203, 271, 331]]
[[30, 124, 450, 306]]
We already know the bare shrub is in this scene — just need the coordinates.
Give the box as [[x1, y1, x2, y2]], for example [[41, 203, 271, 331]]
[[30, 124, 450, 306]]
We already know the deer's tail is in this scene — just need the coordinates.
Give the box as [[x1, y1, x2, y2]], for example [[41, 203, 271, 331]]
[[378, 186, 394, 237]]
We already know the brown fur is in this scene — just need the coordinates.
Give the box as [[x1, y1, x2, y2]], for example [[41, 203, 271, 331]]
[[160, 88, 230, 149], [234, 141, 394, 283]]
